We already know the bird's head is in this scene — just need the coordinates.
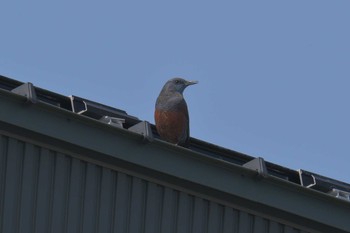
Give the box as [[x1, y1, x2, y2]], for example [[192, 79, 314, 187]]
[[162, 77, 198, 94]]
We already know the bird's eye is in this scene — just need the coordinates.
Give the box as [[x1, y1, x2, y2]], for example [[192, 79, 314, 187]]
[[175, 80, 180, 84]]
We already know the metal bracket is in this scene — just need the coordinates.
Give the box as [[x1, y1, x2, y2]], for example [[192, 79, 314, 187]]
[[328, 188, 350, 202], [11, 82, 37, 103], [100, 116, 125, 128], [243, 157, 268, 178], [69, 95, 140, 127], [128, 121, 154, 143], [298, 169, 350, 196]]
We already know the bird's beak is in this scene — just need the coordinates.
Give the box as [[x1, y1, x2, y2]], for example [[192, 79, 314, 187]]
[[185, 80, 198, 86]]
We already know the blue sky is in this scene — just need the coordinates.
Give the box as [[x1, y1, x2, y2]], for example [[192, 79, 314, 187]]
[[1, 1, 349, 184]]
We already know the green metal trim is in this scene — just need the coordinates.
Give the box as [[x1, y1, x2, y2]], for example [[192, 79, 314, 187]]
[[0, 89, 349, 233]]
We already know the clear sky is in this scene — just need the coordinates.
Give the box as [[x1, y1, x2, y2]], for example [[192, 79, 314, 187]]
[[1, 1, 349, 184]]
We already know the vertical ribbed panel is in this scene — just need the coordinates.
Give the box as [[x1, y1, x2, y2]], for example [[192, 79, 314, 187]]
[[0, 135, 311, 233]]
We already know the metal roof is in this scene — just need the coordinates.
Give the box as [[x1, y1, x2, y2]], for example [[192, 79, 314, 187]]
[[0, 74, 349, 233], [0, 135, 313, 233]]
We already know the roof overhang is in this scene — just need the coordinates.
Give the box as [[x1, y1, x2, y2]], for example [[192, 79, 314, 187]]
[[0, 88, 349, 233]]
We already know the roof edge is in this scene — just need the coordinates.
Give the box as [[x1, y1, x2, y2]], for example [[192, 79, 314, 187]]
[[0, 88, 349, 233]]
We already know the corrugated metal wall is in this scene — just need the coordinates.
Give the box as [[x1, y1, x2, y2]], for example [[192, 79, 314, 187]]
[[0, 135, 310, 233]]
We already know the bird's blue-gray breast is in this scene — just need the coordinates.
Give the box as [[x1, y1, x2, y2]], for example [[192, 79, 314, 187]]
[[155, 93, 187, 111]]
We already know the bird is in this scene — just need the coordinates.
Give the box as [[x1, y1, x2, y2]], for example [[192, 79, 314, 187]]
[[155, 77, 198, 147]]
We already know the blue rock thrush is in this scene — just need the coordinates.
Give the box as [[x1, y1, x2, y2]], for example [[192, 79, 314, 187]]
[[155, 77, 198, 147]]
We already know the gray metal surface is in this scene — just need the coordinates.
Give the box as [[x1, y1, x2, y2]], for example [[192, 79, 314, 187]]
[[0, 134, 311, 233], [1, 77, 350, 233], [0, 88, 349, 233], [3, 74, 350, 197]]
